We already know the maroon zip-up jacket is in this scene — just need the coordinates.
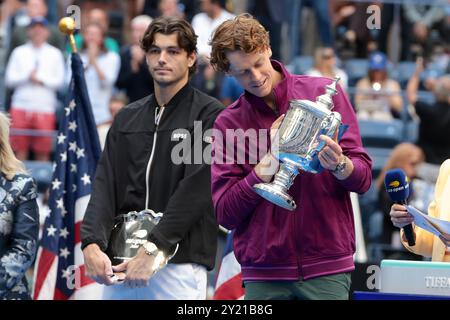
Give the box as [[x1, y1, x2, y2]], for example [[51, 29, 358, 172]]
[[211, 60, 372, 281]]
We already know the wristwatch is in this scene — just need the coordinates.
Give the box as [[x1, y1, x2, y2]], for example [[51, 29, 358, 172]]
[[142, 241, 158, 257], [332, 156, 347, 174]]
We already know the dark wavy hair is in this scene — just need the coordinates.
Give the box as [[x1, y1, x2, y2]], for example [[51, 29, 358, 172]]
[[141, 16, 198, 75]]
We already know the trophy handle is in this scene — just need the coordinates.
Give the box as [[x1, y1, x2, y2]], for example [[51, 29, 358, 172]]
[[314, 112, 341, 153]]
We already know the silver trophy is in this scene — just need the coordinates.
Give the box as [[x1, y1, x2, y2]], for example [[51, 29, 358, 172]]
[[107, 209, 178, 272], [254, 77, 342, 211]]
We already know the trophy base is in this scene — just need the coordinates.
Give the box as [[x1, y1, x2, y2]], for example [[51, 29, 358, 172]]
[[254, 183, 297, 211]]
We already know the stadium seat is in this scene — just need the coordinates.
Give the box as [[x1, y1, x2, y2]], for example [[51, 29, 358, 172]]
[[358, 119, 403, 148], [394, 61, 417, 89], [344, 59, 368, 86], [364, 146, 392, 179], [404, 120, 419, 143], [286, 55, 313, 75], [24, 160, 53, 192], [358, 181, 382, 236]]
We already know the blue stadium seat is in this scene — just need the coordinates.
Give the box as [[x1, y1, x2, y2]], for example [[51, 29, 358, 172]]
[[358, 181, 382, 238], [364, 146, 392, 179], [358, 119, 403, 148], [286, 55, 313, 75], [24, 160, 53, 192], [404, 120, 419, 143], [344, 59, 368, 86], [394, 61, 417, 89]]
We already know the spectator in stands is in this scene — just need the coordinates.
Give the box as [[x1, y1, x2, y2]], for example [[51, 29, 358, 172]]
[[420, 45, 449, 90], [190, 0, 235, 99], [137, 0, 164, 18], [67, 22, 120, 128], [0, 0, 24, 66], [306, 47, 348, 90], [407, 57, 450, 165], [66, 8, 120, 54], [289, 0, 333, 58], [330, 1, 377, 59], [137, 0, 199, 21], [0, 111, 39, 300], [158, 0, 185, 19], [377, 3, 411, 62], [376, 143, 425, 246], [97, 93, 128, 150], [7, 0, 65, 57], [219, 75, 243, 106], [5, 17, 65, 161], [247, 0, 287, 61], [355, 51, 403, 121], [402, 0, 448, 60], [191, 58, 224, 100], [116, 15, 154, 103], [390, 158, 450, 261], [0, 0, 24, 34], [191, 0, 234, 58]]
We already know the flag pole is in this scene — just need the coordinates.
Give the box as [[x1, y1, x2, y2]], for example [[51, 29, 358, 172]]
[[59, 17, 77, 53]]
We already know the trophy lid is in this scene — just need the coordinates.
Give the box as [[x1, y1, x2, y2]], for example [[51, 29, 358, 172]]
[[316, 77, 339, 110]]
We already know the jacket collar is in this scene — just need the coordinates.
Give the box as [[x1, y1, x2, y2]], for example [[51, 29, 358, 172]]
[[150, 82, 193, 109], [243, 59, 292, 115]]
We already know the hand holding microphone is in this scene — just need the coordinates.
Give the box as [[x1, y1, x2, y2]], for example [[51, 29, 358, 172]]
[[384, 168, 415, 246], [390, 204, 414, 229]]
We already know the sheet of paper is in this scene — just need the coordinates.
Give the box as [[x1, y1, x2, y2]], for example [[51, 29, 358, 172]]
[[406, 205, 450, 237]]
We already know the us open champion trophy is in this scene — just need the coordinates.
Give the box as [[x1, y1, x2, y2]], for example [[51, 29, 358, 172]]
[[254, 77, 342, 211]]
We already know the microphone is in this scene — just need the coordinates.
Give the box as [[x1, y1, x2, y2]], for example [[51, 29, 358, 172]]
[[384, 168, 415, 246]]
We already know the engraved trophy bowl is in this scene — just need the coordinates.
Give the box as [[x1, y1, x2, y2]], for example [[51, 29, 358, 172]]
[[254, 77, 342, 211]]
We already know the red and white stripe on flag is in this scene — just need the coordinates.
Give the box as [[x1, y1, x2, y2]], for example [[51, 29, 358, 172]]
[[213, 231, 244, 300], [33, 196, 104, 300]]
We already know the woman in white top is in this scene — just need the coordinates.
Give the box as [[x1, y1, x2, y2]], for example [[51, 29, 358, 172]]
[[354, 51, 403, 121], [305, 47, 348, 90], [68, 22, 120, 126]]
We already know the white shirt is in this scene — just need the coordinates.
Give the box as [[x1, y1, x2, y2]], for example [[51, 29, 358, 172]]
[[191, 10, 235, 57], [5, 42, 65, 113], [66, 51, 120, 125]]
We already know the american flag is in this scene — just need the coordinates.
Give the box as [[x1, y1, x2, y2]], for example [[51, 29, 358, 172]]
[[33, 53, 103, 300], [213, 231, 245, 300]]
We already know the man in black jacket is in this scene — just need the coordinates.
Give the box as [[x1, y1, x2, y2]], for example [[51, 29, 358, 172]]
[[81, 16, 224, 299]]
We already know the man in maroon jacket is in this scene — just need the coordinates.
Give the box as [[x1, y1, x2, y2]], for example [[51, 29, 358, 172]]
[[209, 14, 372, 300]]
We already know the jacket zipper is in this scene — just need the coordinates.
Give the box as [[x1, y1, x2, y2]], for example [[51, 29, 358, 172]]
[[145, 106, 165, 209]]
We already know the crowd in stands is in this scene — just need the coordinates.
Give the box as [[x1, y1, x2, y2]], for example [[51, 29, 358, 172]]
[[0, 0, 449, 267]]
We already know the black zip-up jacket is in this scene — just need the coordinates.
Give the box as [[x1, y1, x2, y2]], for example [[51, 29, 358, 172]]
[[81, 84, 224, 270]]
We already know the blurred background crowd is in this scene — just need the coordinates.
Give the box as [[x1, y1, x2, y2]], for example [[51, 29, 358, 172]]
[[0, 0, 449, 296]]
